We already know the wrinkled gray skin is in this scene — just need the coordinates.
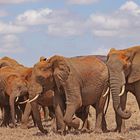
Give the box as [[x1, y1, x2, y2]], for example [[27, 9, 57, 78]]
[[29, 55, 109, 134], [107, 46, 140, 132]]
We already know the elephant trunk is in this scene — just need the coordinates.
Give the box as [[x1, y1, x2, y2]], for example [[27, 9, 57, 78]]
[[109, 71, 131, 119], [30, 101, 48, 134]]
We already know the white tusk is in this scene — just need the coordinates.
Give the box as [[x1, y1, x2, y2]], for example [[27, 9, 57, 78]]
[[28, 94, 39, 103], [15, 97, 19, 102], [19, 99, 29, 104], [103, 87, 109, 97], [119, 85, 125, 96]]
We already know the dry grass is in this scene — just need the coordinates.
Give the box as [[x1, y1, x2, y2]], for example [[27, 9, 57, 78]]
[[0, 93, 139, 140]]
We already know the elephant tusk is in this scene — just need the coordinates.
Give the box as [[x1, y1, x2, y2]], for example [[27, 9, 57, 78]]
[[119, 85, 125, 96], [103, 87, 109, 97], [28, 94, 40, 103], [19, 99, 29, 104], [15, 97, 19, 102]]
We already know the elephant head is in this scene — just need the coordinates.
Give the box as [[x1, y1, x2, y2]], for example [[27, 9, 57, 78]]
[[6, 74, 28, 97], [107, 46, 140, 119], [29, 55, 70, 98]]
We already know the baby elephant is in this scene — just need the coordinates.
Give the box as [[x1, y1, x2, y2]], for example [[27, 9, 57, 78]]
[[21, 90, 54, 129]]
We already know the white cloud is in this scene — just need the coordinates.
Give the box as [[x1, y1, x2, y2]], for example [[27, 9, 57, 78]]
[[16, 8, 52, 25], [0, 22, 26, 34], [0, 0, 37, 4], [120, 1, 138, 11], [16, 8, 86, 36], [0, 34, 24, 53], [47, 10, 86, 36], [88, 1, 140, 37], [68, 0, 99, 5], [120, 1, 140, 16]]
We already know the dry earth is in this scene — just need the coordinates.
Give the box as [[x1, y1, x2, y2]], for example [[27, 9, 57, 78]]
[[0, 93, 139, 140]]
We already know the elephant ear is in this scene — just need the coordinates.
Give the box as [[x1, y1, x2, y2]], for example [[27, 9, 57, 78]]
[[50, 55, 70, 89], [128, 52, 140, 83], [7, 74, 18, 84]]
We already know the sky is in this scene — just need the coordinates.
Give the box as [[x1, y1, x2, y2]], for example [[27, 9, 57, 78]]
[[0, 0, 140, 66]]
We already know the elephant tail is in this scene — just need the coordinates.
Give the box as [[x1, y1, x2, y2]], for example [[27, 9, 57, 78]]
[[104, 91, 110, 115]]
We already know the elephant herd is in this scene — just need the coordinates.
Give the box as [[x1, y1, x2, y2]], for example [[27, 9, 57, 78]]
[[0, 45, 140, 135]]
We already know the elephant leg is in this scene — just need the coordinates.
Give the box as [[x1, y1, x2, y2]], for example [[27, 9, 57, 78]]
[[42, 106, 49, 121], [102, 113, 108, 132], [31, 111, 36, 127], [54, 93, 65, 134], [95, 108, 103, 133], [115, 92, 127, 133], [77, 106, 91, 133], [1, 105, 11, 127], [21, 102, 31, 129], [133, 81, 140, 110], [94, 93, 107, 133], [9, 95, 17, 127]]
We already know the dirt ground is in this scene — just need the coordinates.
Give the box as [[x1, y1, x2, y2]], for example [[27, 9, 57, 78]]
[[0, 93, 139, 140]]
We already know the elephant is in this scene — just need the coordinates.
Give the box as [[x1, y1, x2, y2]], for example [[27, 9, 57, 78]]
[[0, 66, 30, 127], [0, 57, 31, 127], [21, 90, 55, 129], [106, 46, 140, 132], [26, 60, 93, 133], [28, 55, 110, 134]]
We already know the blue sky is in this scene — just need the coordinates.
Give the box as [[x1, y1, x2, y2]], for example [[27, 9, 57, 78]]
[[0, 0, 140, 66]]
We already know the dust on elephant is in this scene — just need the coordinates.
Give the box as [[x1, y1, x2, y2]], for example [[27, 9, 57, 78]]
[[29, 55, 109, 134], [0, 66, 30, 127], [107, 46, 140, 132], [0, 57, 23, 126]]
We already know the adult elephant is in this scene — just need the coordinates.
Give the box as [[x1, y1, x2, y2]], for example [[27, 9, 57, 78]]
[[107, 46, 140, 132], [0, 57, 23, 126], [29, 55, 110, 134], [0, 66, 30, 127]]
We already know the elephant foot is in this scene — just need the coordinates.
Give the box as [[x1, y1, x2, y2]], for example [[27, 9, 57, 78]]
[[94, 128, 103, 134], [81, 128, 93, 133], [9, 123, 17, 128], [111, 127, 127, 133]]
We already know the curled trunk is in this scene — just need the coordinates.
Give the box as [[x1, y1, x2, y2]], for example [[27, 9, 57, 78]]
[[109, 71, 131, 119]]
